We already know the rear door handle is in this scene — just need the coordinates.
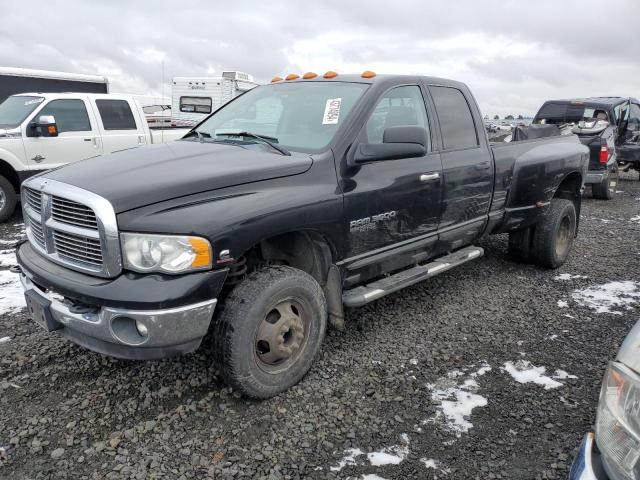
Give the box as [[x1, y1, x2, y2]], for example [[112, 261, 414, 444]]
[[83, 138, 92, 142], [419, 172, 440, 182]]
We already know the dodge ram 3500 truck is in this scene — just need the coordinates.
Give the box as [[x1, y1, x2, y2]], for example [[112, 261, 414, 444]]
[[0, 93, 189, 222], [15, 72, 589, 398]]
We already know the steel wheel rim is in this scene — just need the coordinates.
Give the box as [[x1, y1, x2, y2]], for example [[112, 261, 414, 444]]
[[254, 297, 310, 374], [609, 169, 618, 193], [0, 189, 5, 211], [555, 215, 572, 258]]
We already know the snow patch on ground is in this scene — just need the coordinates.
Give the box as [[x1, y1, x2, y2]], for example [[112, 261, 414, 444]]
[[330, 435, 409, 472], [0, 336, 10, 344], [421, 458, 451, 474], [630, 215, 640, 223], [571, 281, 640, 315], [554, 273, 587, 281], [425, 363, 490, 436], [501, 360, 577, 390], [361, 475, 388, 480], [0, 249, 17, 267], [0, 269, 25, 315]]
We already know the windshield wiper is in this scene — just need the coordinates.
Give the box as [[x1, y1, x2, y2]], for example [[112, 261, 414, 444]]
[[215, 131, 291, 156], [186, 130, 210, 142]]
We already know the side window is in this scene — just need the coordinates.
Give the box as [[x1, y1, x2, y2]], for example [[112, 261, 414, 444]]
[[365, 85, 430, 149], [614, 103, 630, 123], [430, 86, 479, 150], [628, 104, 640, 131], [95, 100, 137, 130], [180, 96, 212, 114], [38, 99, 91, 133]]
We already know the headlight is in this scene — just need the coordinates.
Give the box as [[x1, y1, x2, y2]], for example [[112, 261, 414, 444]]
[[596, 362, 640, 480], [121, 233, 212, 274]]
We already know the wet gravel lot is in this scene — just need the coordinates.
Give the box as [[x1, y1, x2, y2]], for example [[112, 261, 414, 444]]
[[1, 173, 639, 480]]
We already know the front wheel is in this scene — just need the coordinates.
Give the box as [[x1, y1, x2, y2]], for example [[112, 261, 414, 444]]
[[0, 175, 17, 223], [212, 266, 327, 399], [531, 199, 577, 269], [592, 165, 618, 200]]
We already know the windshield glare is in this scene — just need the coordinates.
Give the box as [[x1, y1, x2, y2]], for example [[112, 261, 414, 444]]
[[194, 82, 369, 152], [0, 96, 44, 129]]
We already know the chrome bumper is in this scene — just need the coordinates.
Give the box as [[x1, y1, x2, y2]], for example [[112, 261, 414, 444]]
[[569, 433, 610, 480], [585, 173, 606, 184], [19, 273, 217, 359]]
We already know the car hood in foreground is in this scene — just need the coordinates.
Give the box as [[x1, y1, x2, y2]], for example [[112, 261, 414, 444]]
[[41, 140, 312, 213]]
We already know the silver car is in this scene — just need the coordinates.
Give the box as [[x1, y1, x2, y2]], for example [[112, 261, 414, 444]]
[[570, 320, 640, 479]]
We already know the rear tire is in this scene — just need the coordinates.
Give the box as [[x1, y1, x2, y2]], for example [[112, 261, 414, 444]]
[[592, 165, 618, 200], [212, 265, 327, 399], [0, 175, 17, 223], [531, 199, 577, 269]]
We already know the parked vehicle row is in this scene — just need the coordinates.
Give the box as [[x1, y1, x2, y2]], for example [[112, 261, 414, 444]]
[[533, 97, 640, 200], [0, 93, 189, 221], [14, 71, 588, 399]]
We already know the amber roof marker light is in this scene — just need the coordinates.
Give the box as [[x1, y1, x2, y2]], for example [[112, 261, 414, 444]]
[[302, 72, 318, 79], [323, 71, 338, 79], [361, 70, 376, 78], [271, 76, 283, 83], [285, 73, 300, 81]]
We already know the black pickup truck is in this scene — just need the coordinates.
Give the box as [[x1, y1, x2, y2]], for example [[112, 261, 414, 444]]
[[533, 97, 640, 199], [15, 73, 588, 398]]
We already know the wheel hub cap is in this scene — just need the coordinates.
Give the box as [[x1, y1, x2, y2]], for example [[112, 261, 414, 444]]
[[256, 300, 306, 366]]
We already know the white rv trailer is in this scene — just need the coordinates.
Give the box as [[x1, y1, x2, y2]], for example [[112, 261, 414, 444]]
[[0, 67, 109, 104], [171, 71, 259, 127]]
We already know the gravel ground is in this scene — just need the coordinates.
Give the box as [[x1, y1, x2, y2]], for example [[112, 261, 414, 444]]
[[1, 172, 639, 480]]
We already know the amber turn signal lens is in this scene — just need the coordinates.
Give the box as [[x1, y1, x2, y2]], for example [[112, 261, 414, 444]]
[[285, 73, 300, 81], [189, 237, 212, 268], [48, 125, 57, 135], [361, 70, 376, 78], [302, 72, 318, 79], [271, 76, 283, 83], [323, 70, 338, 79]]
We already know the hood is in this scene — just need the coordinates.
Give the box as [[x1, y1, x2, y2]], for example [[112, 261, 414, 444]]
[[42, 140, 312, 212], [618, 319, 640, 375]]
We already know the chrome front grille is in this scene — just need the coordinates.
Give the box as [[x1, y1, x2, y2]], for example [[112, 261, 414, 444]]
[[21, 178, 122, 278], [52, 196, 98, 229], [29, 218, 46, 248], [24, 187, 42, 213], [53, 231, 103, 266]]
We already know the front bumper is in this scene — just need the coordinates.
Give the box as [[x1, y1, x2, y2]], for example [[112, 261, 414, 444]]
[[16, 241, 228, 360], [569, 433, 610, 480]]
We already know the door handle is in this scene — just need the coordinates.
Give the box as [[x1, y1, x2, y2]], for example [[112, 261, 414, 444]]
[[419, 172, 440, 182], [83, 138, 92, 142]]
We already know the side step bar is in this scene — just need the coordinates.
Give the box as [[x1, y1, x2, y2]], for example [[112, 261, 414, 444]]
[[342, 246, 483, 308]]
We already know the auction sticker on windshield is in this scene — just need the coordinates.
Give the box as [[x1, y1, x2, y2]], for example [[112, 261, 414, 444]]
[[323, 98, 342, 125]]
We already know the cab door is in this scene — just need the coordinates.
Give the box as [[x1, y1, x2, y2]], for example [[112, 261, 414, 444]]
[[617, 102, 640, 166], [89, 97, 146, 153], [340, 84, 443, 266], [22, 97, 102, 170], [428, 85, 493, 252]]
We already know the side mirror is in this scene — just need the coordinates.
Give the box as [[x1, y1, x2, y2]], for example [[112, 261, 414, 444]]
[[30, 115, 58, 137], [353, 126, 427, 164]]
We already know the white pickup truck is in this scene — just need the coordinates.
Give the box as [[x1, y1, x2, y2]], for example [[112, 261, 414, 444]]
[[0, 92, 190, 221]]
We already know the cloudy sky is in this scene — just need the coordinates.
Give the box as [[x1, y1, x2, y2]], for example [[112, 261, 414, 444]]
[[2, 0, 638, 117]]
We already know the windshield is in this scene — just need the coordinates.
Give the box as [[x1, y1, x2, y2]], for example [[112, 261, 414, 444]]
[[534, 102, 610, 125], [0, 95, 44, 129], [194, 81, 369, 152]]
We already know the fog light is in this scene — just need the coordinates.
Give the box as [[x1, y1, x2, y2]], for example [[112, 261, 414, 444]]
[[136, 320, 148, 337]]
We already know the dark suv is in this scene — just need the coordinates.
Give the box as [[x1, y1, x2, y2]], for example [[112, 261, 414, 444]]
[[533, 97, 640, 199]]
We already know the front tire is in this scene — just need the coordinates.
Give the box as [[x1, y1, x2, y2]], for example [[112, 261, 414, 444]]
[[0, 175, 17, 223], [532, 199, 577, 269], [212, 266, 327, 399], [592, 165, 618, 200]]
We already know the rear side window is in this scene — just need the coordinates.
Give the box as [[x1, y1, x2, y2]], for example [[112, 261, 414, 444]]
[[38, 99, 91, 133], [96, 100, 137, 130], [430, 86, 478, 150], [180, 96, 212, 114]]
